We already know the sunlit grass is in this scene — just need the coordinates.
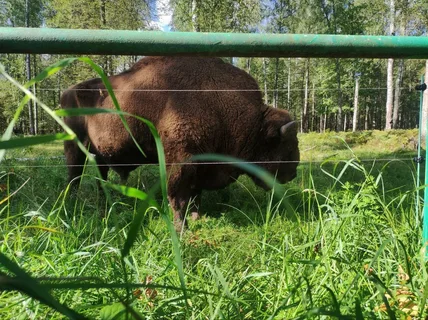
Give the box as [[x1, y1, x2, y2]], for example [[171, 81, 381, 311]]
[[0, 58, 427, 319], [1, 154, 426, 319]]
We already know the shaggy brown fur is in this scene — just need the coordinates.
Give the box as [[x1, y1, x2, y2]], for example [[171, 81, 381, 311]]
[[61, 57, 300, 231]]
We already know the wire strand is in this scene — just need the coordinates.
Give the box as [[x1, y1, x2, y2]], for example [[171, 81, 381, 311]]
[[32, 87, 415, 92], [0, 157, 416, 169]]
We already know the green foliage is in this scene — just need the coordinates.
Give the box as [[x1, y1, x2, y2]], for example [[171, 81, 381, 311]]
[[1, 144, 426, 318], [1, 0, 44, 27], [0, 0, 156, 135], [343, 131, 373, 145], [45, 0, 151, 30], [171, 0, 261, 32], [1, 66, 426, 317], [0, 79, 21, 130], [327, 173, 384, 220], [100, 303, 129, 320]]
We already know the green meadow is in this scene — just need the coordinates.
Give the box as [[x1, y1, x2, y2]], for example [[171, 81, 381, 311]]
[[1, 128, 427, 319]]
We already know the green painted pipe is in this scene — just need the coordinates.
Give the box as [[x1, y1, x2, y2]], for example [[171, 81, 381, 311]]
[[2, 27, 428, 58], [424, 75, 428, 260], [416, 76, 423, 227]]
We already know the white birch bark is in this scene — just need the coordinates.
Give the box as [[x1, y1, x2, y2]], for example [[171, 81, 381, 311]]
[[385, 0, 395, 130], [352, 75, 360, 132]]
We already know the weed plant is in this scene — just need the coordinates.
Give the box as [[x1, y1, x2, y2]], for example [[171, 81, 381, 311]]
[[0, 59, 427, 319]]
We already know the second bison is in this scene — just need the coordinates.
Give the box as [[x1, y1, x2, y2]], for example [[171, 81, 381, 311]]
[[61, 56, 300, 231]]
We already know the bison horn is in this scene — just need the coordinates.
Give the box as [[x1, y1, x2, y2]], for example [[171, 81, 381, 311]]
[[280, 121, 296, 137]]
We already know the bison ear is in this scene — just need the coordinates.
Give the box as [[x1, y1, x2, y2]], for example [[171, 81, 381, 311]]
[[280, 121, 297, 139]]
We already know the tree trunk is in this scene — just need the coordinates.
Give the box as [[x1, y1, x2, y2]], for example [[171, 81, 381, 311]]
[[32, 54, 38, 135], [376, 76, 382, 129], [25, 0, 35, 135], [323, 111, 327, 132], [192, 0, 199, 32], [311, 81, 315, 131], [385, 0, 395, 130], [398, 111, 402, 128], [273, 58, 280, 108], [352, 75, 360, 132], [385, 62, 394, 130], [392, 59, 404, 129], [263, 58, 268, 105], [365, 97, 369, 130], [33, 82, 38, 135], [100, 0, 110, 75], [302, 59, 309, 132], [335, 59, 342, 131], [57, 74, 62, 132], [100, 0, 106, 26], [392, 15, 407, 129]]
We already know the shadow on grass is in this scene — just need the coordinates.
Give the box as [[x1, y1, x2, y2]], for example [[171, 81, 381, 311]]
[[1, 148, 420, 231]]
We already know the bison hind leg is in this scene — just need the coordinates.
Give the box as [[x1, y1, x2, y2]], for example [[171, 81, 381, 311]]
[[110, 166, 133, 185], [119, 172, 129, 184], [64, 140, 87, 187], [169, 190, 202, 234]]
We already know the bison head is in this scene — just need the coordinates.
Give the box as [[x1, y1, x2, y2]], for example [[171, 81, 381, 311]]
[[253, 108, 299, 190]]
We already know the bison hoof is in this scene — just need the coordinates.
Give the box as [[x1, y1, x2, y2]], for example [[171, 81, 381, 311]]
[[191, 211, 200, 221], [174, 219, 186, 234]]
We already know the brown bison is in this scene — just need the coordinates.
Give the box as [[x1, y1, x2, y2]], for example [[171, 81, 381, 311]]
[[61, 56, 299, 231]]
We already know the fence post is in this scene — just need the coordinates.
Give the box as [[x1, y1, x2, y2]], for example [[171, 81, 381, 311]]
[[418, 75, 428, 259], [424, 76, 428, 259]]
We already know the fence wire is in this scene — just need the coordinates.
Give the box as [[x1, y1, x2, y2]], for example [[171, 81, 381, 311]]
[[2, 85, 420, 169], [32, 87, 417, 92], [0, 156, 417, 169]]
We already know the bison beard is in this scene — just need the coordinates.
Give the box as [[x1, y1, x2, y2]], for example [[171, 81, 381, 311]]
[[62, 56, 300, 232]]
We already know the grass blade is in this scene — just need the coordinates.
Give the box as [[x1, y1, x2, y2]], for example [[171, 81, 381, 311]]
[[0, 254, 87, 319], [0, 133, 74, 150], [355, 298, 364, 320], [106, 183, 159, 258]]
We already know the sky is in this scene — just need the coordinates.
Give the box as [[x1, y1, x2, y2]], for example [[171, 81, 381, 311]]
[[153, 0, 172, 31]]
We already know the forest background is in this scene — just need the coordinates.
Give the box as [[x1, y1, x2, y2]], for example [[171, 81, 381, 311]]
[[1, 0, 428, 135]]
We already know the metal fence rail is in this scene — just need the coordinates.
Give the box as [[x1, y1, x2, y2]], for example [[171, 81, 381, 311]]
[[2, 27, 428, 58]]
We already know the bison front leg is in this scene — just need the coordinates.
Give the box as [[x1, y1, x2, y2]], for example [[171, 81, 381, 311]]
[[190, 191, 202, 221], [64, 140, 86, 186], [93, 155, 110, 180], [168, 193, 189, 233], [95, 157, 109, 189], [167, 165, 199, 233]]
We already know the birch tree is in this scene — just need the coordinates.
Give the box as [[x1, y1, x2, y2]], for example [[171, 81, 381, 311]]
[[352, 73, 360, 132], [392, 59, 404, 128], [25, 0, 35, 135], [302, 59, 310, 132], [385, 0, 395, 130]]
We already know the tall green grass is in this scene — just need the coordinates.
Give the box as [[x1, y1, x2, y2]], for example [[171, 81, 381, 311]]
[[0, 59, 427, 319]]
